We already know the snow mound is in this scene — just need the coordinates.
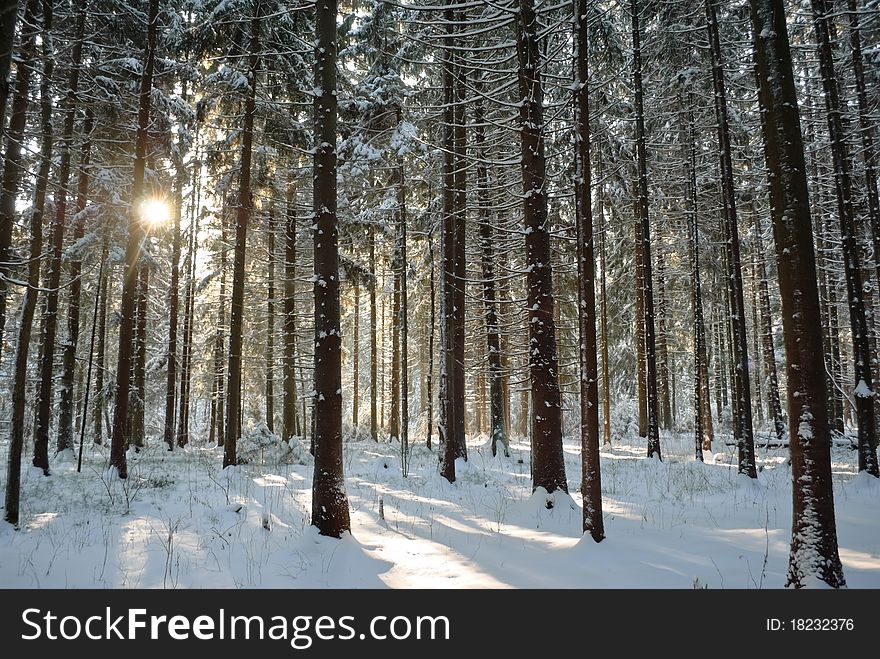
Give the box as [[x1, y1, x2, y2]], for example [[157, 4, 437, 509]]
[[510, 487, 581, 534]]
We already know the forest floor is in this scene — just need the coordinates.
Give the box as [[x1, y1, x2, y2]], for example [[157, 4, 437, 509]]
[[0, 427, 878, 588]]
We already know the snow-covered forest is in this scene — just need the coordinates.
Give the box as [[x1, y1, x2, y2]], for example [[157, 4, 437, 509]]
[[0, 0, 878, 589]]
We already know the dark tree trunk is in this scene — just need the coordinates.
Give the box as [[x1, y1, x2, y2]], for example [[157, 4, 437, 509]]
[[426, 228, 435, 449], [597, 143, 612, 446], [439, 8, 467, 480], [110, 0, 159, 478], [516, 0, 567, 494], [129, 261, 149, 448], [656, 258, 671, 430], [223, 6, 260, 467], [57, 14, 90, 452], [686, 103, 711, 458], [631, 0, 661, 459], [847, 0, 880, 290], [396, 156, 410, 474], [266, 216, 275, 433], [311, 0, 350, 537], [810, 0, 878, 476], [177, 201, 198, 448], [0, 0, 30, 359], [369, 226, 378, 441], [752, 205, 786, 443], [210, 210, 227, 446], [389, 205, 401, 441], [29, 0, 56, 474], [93, 235, 109, 444], [575, 0, 604, 539], [750, 0, 846, 587], [0, 0, 19, 131], [474, 94, 508, 459], [163, 107, 187, 451], [283, 185, 297, 441], [3, 0, 49, 523], [706, 0, 757, 476], [352, 278, 359, 428], [634, 213, 647, 438]]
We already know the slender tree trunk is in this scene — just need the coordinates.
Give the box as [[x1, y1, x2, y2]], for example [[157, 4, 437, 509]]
[[311, 0, 350, 536], [631, 0, 661, 459], [686, 102, 712, 456], [474, 93, 508, 459], [266, 215, 275, 433], [0, 0, 34, 361], [110, 0, 159, 478], [352, 278, 359, 428], [3, 0, 49, 522], [129, 261, 149, 448], [439, 8, 467, 480], [223, 6, 260, 467], [177, 204, 197, 447], [753, 206, 786, 443], [811, 0, 878, 476], [596, 146, 612, 446], [516, 0, 567, 494], [93, 236, 109, 444], [575, 0, 604, 539], [750, 0, 846, 587], [58, 93, 92, 454], [706, 0, 757, 476], [426, 228, 435, 449], [396, 156, 410, 474], [847, 0, 880, 289], [283, 185, 297, 441], [30, 0, 58, 474], [635, 216, 647, 438], [389, 209, 401, 441], [163, 102, 187, 451], [369, 226, 378, 441], [0, 0, 19, 131], [656, 257, 671, 430]]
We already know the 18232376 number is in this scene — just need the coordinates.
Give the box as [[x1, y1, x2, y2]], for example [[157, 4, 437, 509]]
[[767, 618, 854, 631]]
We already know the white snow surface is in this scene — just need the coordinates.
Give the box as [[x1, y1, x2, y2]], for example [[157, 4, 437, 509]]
[[1, 431, 878, 588]]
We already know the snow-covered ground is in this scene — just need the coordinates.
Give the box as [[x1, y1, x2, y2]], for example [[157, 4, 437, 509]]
[[1, 429, 878, 588]]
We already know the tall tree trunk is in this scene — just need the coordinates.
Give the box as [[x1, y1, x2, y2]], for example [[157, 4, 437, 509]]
[[311, 0, 350, 537], [0, 0, 19, 131], [389, 206, 401, 441], [0, 0, 31, 359], [223, 6, 260, 467], [93, 235, 109, 444], [176, 202, 197, 447], [352, 277, 359, 428], [686, 102, 713, 456], [426, 228, 435, 449], [631, 0, 661, 459], [29, 0, 56, 474], [846, 0, 880, 288], [656, 257, 671, 430], [439, 8, 467, 480], [266, 215, 275, 433], [210, 210, 227, 446], [597, 143, 612, 446], [635, 213, 647, 437], [516, 0, 567, 494], [752, 205, 786, 443], [3, 0, 49, 523], [110, 0, 159, 478], [163, 99, 187, 451], [474, 93, 508, 458], [369, 225, 378, 441], [283, 185, 297, 441], [750, 0, 846, 587], [396, 155, 410, 474], [811, 0, 878, 476], [57, 81, 92, 454], [129, 261, 149, 448], [575, 0, 604, 539], [706, 0, 757, 476]]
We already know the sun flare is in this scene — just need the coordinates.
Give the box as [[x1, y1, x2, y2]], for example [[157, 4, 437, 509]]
[[140, 198, 171, 227]]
